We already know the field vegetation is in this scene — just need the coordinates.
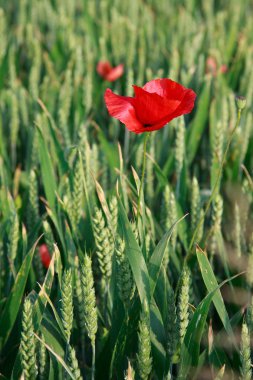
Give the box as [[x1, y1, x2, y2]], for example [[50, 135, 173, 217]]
[[0, 1, 253, 379]]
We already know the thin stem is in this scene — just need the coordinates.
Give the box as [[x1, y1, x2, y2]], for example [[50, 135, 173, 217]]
[[124, 129, 130, 162], [136, 132, 150, 223], [91, 342, 96, 380], [64, 343, 70, 380], [187, 108, 242, 259]]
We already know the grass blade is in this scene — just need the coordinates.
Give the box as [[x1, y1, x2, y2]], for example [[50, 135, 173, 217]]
[[179, 272, 242, 379], [37, 126, 57, 211], [148, 214, 188, 296], [0, 236, 41, 347], [196, 246, 235, 340], [117, 198, 151, 306], [186, 78, 211, 164]]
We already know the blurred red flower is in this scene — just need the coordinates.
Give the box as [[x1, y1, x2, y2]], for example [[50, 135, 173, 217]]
[[97, 61, 124, 82], [39, 244, 51, 269], [206, 57, 217, 75], [206, 57, 228, 76], [220, 64, 228, 74], [104, 78, 196, 134]]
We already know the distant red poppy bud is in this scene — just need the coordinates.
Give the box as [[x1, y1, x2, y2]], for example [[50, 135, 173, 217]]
[[104, 78, 196, 134], [39, 244, 51, 268], [97, 61, 124, 82], [220, 64, 228, 74], [206, 57, 217, 75]]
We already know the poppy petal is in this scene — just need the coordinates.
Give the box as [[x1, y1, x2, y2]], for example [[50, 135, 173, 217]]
[[133, 85, 180, 125], [97, 61, 112, 79], [105, 64, 124, 82], [168, 87, 197, 119], [104, 89, 142, 132], [39, 244, 51, 269], [143, 78, 189, 101], [134, 88, 197, 133]]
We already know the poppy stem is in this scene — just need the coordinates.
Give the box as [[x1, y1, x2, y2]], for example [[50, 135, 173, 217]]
[[187, 106, 243, 259], [137, 132, 150, 223], [124, 129, 130, 162]]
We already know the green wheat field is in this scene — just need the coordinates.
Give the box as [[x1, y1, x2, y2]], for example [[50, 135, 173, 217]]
[[0, 0, 253, 379]]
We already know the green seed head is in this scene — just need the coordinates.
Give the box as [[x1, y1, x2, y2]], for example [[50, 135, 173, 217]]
[[236, 96, 246, 110]]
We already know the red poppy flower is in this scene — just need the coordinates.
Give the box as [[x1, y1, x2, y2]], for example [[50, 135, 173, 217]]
[[39, 244, 51, 269], [97, 61, 124, 82], [104, 78, 196, 134]]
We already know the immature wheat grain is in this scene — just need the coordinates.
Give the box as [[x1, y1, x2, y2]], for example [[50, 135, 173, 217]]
[[18, 86, 29, 127], [9, 212, 19, 263], [210, 194, 223, 257], [109, 196, 118, 236], [8, 46, 16, 89], [235, 203, 242, 258], [58, 68, 72, 146], [247, 234, 253, 288], [167, 190, 177, 250], [175, 116, 185, 181], [93, 207, 113, 279], [246, 296, 253, 333], [115, 237, 135, 308], [0, 9, 6, 62], [10, 91, 19, 165], [131, 221, 140, 246], [91, 143, 99, 180], [178, 266, 190, 345], [137, 310, 152, 380], [191, 177, 201, 235], [37, 334, 48, 380], [167, 287, 177, 361], [20, 298, 37, 379], [29, 42, 41, 100], [240, 113, 252, 164], [68, 346, 82, 380], [80, 255, 98, 344], [61, 269, 73, 343], [240, 321, 252, 380], [27, 170, 39, 231], [73, 261, 86, 348], [72, 156, 83, 228]]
